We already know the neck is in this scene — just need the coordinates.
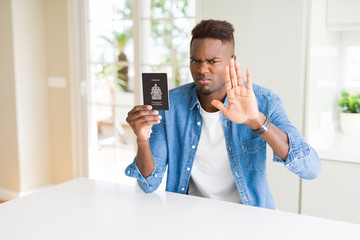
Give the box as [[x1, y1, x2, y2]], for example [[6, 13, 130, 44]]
[[198, 91, 226, 112]]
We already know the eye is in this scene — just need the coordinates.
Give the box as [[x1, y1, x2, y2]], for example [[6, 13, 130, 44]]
[[190, 59, 200, 64], [208, 60, 219, 64]]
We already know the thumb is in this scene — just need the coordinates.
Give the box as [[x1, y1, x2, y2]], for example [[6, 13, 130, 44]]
[[211, 100, 228, 115]]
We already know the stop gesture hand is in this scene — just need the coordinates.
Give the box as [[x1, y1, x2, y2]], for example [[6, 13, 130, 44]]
[[211, 58, 261, 129]]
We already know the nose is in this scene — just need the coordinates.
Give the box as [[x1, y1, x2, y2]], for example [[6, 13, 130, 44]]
[[198, 61, 209, 74]]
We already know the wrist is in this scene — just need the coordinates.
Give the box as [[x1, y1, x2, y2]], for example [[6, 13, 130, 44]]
[[137, 138, 149, 145], [247, 113, 266, 130], [252, 114, 272, 136]]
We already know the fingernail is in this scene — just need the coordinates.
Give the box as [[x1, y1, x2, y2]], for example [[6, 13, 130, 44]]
[[147, 105, 152, 110], [158, 115, 162, 119], [154, 110, 159, 114]]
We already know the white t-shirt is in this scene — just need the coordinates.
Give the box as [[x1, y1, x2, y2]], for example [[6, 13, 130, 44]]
[[187, 106, 242, 204]]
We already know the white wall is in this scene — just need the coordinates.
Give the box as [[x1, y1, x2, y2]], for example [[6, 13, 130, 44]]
[[0, 0, 21, 193], [0, 0, 74, 199], [11, 0, 52, 191], [199, 0, 309, 213], [44, 0, 74, 184]]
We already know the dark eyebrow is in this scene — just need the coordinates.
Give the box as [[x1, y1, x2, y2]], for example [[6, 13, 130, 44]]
[[208, 57, 221, 61], [190, 57, 221, 61]]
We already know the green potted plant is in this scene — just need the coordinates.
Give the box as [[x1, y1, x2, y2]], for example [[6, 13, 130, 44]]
[[338, 89, 360, 135]]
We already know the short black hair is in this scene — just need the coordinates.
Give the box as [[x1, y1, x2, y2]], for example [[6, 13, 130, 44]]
[[191, 19, 235, 45]]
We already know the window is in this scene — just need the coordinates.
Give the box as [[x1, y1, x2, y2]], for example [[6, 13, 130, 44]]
[[341, 32, 360, 88], [140, 0, 196, 89], [86, 0, 196, 186], [344, 47, 360, 84]]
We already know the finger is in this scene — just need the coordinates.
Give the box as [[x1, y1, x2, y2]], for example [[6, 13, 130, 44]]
[[211, 100, 229, 116], [246, 68, 253, 89], [224, 65, 232, 91], [140, 119, 161, 127], [149, 120, 161, 125], [127, 110, 159, 123], [128, 105, 152, 115], [229, 58, 237, 88], [128, 105, 152, 116], [235, 62, 245, 88], [128, 114, 162, 125]]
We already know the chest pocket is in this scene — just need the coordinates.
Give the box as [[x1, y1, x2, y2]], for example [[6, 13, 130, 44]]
[[240, 137, 266, 171]]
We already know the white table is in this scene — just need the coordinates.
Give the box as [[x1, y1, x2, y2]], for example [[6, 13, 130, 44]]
[[0, 178, 359, 240]]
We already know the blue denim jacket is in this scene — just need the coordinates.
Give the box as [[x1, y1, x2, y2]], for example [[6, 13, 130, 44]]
[[125, 83, 321, 209]]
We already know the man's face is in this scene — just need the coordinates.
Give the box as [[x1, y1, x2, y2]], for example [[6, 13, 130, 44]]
[[190, 38, 234, 97]]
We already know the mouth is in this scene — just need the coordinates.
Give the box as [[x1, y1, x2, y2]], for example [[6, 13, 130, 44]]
[[197, 78, 211, 85]]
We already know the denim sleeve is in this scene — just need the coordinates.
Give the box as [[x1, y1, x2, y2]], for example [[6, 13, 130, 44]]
[[124, 110, 168, 193], [269, 95, 321, 180]]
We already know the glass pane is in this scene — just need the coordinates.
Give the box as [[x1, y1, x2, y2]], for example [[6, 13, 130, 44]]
[[96, 107, 116, 147], [173, 38, 189, 65], [142, 65, 173, 78], [173, 35, 190, 65], [173, 18, 194, 38], [151, 0, 171, 18], [89, 22, 116, 63], [114, 92, 135, 125], [113, 20, 134, 63], [172, 0, 195, 18], [90, 63, 117, 105], [141, 20, 172, 64], [173, 18, 194, 65], [175, 66, 192, 87], [151, 20, 172, 38], [88, 0, 114, 21], [112, 63, 134, 92], [113, 0, 133, 20], [92, 63, 133, 94]]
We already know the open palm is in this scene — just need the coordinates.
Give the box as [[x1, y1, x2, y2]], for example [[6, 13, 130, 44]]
[[212, 58, 260, 125]]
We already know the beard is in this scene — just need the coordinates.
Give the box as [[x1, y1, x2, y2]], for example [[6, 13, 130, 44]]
[[196, 82, 225, 96], [197, 87, 213, 96]]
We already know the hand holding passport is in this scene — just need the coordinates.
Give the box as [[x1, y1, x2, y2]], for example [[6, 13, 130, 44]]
[[142, 73, 169, 110]]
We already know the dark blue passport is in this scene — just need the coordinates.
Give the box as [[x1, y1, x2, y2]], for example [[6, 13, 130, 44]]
[[142, 73, 169, 110]]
